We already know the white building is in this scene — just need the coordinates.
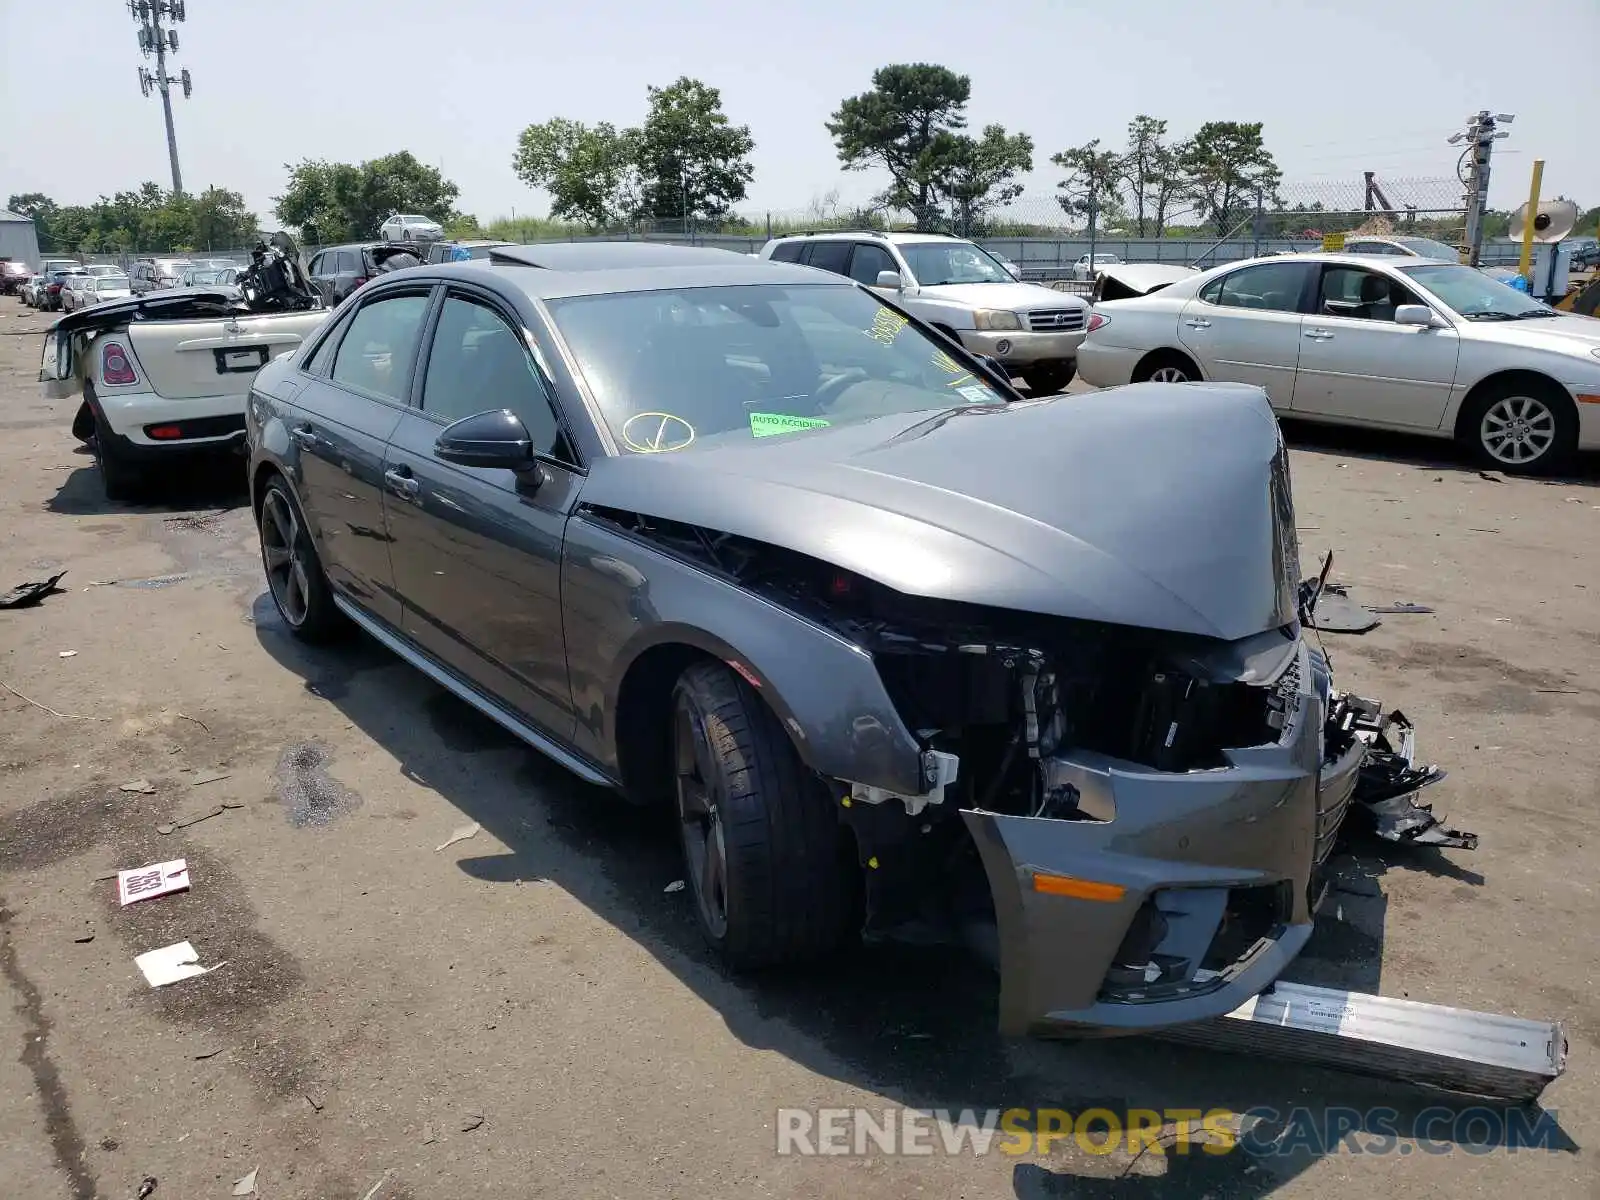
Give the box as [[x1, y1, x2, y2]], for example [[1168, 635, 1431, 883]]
[[0, 209, 43, 271]]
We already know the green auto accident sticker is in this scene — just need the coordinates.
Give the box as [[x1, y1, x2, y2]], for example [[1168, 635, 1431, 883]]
[[749, 412, 831, 438]]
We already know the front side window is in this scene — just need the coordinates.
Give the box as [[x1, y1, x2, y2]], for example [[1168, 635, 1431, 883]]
[[329, 292, 431, 402], [1318, 266, 1422, 321], [420, 295, 560, 453], [1205, 261, 1314, 313], [899, 241, 1013, 286], [848, 243, 897, 285], [549, 283, 1008, 456]]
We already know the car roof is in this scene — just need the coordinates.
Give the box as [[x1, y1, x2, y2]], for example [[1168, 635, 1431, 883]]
[[488, 242, 756, 270], [387, 256, 832, 302], [766, 230, 963, 246]]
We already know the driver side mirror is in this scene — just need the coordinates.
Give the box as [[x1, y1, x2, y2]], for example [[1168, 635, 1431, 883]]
[[1395, 304, 1440, 328], [434, 408, 538, 474], [874, 270, 903, 291]]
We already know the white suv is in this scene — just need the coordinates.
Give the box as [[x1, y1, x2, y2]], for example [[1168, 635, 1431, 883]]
[[758, 232, 1090, 393]]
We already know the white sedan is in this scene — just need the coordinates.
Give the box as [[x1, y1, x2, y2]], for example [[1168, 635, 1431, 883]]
[[379, 213, 444, 244], [1078, 252, 1600, 473]]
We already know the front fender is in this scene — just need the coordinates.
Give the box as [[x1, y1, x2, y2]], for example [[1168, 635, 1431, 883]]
[[560, 513, 925, 796]]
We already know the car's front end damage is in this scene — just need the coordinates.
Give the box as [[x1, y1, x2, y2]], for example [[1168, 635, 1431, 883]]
[[576, 382, 1473, 1038]]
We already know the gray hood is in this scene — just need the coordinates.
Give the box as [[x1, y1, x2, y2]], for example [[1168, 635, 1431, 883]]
[[580, 382, 1300, 641]]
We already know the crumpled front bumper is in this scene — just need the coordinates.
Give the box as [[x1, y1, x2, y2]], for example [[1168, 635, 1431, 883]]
[[963, 642, 1344, 1037]]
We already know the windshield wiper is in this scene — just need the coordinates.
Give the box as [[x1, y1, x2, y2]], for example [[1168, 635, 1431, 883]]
[[1463, 311, 1522, 321], [1515, 309, 1558, 318]]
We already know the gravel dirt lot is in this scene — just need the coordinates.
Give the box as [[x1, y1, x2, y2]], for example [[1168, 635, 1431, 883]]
[[0, 299, 1595, 1198]]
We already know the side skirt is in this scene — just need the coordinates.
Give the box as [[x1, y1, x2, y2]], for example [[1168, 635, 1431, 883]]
[[330, 593, 615, 789]]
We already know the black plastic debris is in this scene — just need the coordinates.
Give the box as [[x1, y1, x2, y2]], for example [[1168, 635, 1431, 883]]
[[1332, 700, 1479, 851], [0, 571, 66, 609]]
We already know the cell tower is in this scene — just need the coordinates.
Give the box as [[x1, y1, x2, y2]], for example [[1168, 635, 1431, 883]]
[[131, 1, 192, 195]]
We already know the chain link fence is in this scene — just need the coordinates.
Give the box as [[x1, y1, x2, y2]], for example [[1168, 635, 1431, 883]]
[[58, 174, 1526, 282]]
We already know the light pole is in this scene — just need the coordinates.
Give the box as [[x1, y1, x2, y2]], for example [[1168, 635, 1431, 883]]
[[131, 1, 192, 195], [1449, 110, 1512, 267]]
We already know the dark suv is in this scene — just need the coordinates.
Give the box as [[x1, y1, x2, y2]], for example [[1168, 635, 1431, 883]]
[[307, 243, 421, 305]]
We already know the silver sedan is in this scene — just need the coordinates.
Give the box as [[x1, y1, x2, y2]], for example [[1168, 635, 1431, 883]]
[[1078, 252, 1600, 473]]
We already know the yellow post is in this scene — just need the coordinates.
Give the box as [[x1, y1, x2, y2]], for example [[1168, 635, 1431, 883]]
[[1518, 159, 1545, 281]]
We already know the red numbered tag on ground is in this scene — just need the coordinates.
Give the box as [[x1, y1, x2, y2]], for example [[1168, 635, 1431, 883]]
[[116, 859, 190, 906]]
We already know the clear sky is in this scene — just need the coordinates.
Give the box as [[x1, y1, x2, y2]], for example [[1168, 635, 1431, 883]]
[[3, 0, 1597, 225]]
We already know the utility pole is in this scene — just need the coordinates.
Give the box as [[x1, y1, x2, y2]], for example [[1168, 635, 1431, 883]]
[[131, 1, 192, 196], [1449, 110, 1513, 267]]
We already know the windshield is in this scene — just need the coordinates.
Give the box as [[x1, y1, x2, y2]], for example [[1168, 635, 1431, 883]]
[[548, 283, 1009, 455], [186, 269, 226, 284], [1401, 263, 1555, 320], [96, 277, 130, 291], [402, 215, 430, 223], [1393, 236, 1463, 261], [899, 241, 1015, 286]]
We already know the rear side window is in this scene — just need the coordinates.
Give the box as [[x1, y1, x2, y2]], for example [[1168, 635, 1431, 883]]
[[338, 251, 360, 274], [768, 242, 804, 263], [803, 241, 852, 275], [1204, 261, 1314, 313], [330, 292, 431, 402]]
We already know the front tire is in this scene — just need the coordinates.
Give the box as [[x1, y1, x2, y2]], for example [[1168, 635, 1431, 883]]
[[671, 661, 853, 968], [1024, 362, 1077, 395], [1459, 379, 1576, 475], [257, 475, 345, 641]]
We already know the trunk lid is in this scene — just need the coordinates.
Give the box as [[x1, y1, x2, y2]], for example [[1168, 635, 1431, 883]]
[[126, 310, 325, 399]]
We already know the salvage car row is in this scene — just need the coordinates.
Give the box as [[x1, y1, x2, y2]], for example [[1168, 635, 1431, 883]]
[[35, 237, 1482, 1038]]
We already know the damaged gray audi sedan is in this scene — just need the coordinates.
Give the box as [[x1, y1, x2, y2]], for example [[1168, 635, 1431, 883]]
[[247, 243, 1446, 1037]]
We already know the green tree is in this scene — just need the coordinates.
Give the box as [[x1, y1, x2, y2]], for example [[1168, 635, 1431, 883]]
[[1179, 121, 1282, 237], [1051, 139, 1125, 232], [512, 118, 640, 229], [1117, 116, 1191, 237], [274, 152, 458, 243], [634, 77, 755, 223], [936, 125, 1033, 235], [826, 63, 971, 230], [190, 186, 259, 249]]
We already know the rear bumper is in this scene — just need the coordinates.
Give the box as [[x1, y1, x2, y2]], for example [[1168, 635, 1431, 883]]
[[1077, 341, 1143, 388], [957, 328, 1085, 365], [94, 387, 248, 448], [87, 388, 246, 461], [965, 644, 1328, 1037]]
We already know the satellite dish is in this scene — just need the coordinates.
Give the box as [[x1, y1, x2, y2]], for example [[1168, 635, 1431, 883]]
[[1508, 197, 1579, 244]]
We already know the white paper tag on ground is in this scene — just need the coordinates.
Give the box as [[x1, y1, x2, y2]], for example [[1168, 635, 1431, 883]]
[[134, 941, 224, 987], [117, 858, 190, 906]]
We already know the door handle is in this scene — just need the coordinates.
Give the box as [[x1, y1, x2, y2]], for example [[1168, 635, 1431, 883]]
[[384, 467, 421, 499], [290, 425, 319, 450], [1184, 318, 1211, 329], [1303, 329, 1335, 341]]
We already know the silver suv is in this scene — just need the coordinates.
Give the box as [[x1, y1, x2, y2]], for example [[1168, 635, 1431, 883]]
[[759, 231, 1089, 393]]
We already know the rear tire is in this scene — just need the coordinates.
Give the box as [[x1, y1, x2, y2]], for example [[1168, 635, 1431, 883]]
[[257, 475, 346, 642], [1133, 350, 1201, 384], [671, 661, 853, 968], [1458, 378, 1576, 475], [1025, 362, 1077, 394], [92, 413, 148, 503]]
